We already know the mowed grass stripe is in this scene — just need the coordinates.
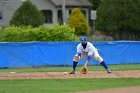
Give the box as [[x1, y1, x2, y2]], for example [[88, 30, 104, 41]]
[[0, 78, 140, 93]]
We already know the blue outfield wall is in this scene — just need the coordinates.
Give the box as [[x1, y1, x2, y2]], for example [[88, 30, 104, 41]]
[[0, 41, 140, 67]]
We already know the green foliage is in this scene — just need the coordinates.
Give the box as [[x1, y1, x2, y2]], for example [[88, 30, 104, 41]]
[[0, 25, 78, 42], [0, 26, 2, 31], [88, 0, 102, 10], [68, 8, 90, 36], [95, 0, 140, 40], [10, 0, 44, 27]]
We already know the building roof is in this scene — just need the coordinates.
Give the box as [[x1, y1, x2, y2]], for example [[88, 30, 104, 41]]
[[49, 0, 93, 7]]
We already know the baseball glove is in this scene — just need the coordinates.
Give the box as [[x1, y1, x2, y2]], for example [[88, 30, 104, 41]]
[[80, 66, 88, 74]]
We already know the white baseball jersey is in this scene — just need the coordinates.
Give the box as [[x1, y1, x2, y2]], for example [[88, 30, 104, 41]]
[[77, 42, 97, 56], [74, 42, 103, 63]]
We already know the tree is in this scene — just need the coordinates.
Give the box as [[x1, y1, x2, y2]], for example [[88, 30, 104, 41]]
[[88, 0, 102, 10], [68, 8, 89, 36], [10, 0, 44, 27], [95, 0, 140, 40]]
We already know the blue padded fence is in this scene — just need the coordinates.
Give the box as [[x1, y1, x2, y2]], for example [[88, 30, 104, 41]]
[[0, 41, 140, 67]]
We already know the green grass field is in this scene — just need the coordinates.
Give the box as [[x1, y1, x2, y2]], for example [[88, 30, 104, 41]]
[[0, 64, 140, 73], [0, 78, 140, 93], [0, 64, 140, 93]]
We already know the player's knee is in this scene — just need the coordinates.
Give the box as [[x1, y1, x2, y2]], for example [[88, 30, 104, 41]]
[[94, 56, 99, 60], [94, 56, 103, 63]]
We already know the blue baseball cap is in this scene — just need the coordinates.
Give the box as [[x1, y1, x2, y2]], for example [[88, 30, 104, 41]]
[[80, 36, 87, 42]]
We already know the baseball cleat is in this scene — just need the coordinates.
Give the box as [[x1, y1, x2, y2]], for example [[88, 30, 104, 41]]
[[69, 70, 75, 74], [107, 69, 111, 73]]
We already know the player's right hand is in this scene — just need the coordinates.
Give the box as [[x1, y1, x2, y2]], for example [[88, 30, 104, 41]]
[[74, 56, 80, 60]]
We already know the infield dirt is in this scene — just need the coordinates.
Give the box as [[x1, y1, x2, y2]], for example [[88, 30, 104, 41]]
[[0, 70, 140, 80]]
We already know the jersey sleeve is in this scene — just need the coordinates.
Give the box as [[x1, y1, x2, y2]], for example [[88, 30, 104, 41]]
[[77, 44, 82, 53], [88, 43, 96, 56]]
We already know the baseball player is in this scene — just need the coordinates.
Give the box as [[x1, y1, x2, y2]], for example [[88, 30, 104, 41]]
[[69, 36, 111, 74]]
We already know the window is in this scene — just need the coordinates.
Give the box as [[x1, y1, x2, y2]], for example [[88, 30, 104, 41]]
[[57, 10, 63, 24], [41, 10, 53, 23], [0, 12, 3, 21], [2, 0, 10, 5], [2, 0, 10, 4]]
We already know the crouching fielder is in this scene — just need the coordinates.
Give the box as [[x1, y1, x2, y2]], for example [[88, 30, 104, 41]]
[[69, 37, 111, 74]]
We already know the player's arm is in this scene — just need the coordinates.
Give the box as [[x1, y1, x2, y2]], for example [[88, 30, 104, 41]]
[[85, 47, 94, 66], [74, 45, 82, 60], [77, 45, 82, 57], [84, 55, 92, 66]]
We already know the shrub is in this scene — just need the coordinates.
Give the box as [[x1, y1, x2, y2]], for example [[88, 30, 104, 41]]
[[68, 8, 90, 36], [0, 25, 78, 42]]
